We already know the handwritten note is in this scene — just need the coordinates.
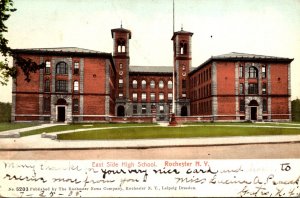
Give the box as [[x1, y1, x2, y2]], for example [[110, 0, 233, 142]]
[[0, 160, 299, 197]]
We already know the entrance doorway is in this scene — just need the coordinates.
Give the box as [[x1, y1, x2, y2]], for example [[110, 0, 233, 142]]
[[251, 107, 257, 120], [181, 106, 187, 116], [248, 100, 259, 121], [57, 106, 65, 122], [117, 105, 125, 117]]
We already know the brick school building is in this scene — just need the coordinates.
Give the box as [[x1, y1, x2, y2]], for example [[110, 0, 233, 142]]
[[11, 26, 293, 123]]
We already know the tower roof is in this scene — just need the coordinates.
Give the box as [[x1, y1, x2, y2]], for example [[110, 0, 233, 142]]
[[111, 27, 132, 39], [171, 29, 193, 40]]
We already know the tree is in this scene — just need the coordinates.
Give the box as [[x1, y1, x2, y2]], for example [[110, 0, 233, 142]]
[[292, 98, 300, 122], [0, 0, 44, 85]]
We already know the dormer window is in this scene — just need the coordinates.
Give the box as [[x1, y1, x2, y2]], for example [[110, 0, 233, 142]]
[[180, 40, 188, 55], [117, 38, 126, 53]]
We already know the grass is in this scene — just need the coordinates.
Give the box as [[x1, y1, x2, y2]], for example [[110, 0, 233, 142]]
[[20, 123, 157, 137], [0, 122, 39, 132], [57, 125, 300, 140], [183, 122, 300, 127]]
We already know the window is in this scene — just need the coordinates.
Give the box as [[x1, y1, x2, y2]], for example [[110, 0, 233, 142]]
[[56, 62, 67, 74], [43, 97, 50, 112], [133, 105, 137, 114], [117, 38, 126, 53], [182, 93, 187, 98], [132, 93, 137, 101], [45, 61, 51, 74], [150, 80, 155, 88], [180, 40, 187, 55], [142, 80, 146, 89], [119, 63, 123, 70], [132, 80, 137, 88], [262, 65, 266, 78], [74, 62, 79, 75], [239, 65, 243, 78], [239, 83, 244, 94], [73, 99, 79, 112], [182, 65, 186, 71], [56, 80, 67, 92], [249, 66, 258, 78], [44, 79, 50, 92], [73, 81, 79, 93], [159, 80, 164, 89], [150, 93, 155, 102], [168, 93, 172, 101], [142, 105, 147, 114], [119, 79, 123, 88], [262, 83, 267, 94], [263, 99, 267, 112], [168, 80, 172, 89], [159, 105, 164, 113], [159, 93, 164, 101], [248, 83, 258, 94], [182, 80, 186, 89], [240, 99, 245, 112], [142, 93, 146, 102], [119, 93, 123, 98]]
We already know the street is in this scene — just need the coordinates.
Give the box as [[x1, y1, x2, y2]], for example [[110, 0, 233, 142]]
[[1, 142, 299, 160]]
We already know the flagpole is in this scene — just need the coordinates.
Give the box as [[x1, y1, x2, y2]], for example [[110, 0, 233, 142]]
[[172, 0, 175, 115]]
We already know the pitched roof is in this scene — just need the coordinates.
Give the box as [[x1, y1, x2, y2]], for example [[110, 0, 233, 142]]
[[12, 47, 112, 57], [111, 27, 132, 39], [171, 29, 193, 40], [212, 52, 293, 60], [130, 66, 173, 74], [190, 52, 294, 75]]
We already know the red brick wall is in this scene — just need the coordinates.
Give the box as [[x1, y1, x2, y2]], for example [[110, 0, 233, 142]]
[[217, 61, 236, 95], [83, 58, 106, 94], [15, 55, 40, 92], [270, 63, 288, 95], [83, 95, 105, 115]]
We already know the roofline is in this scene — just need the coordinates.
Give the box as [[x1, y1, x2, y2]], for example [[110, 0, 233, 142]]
[[171, 31, 194, 40], [11, 48, 116, 73], [11, 48, 112, 58], [129, 71, 172, 76], [189, 56, 294, 75], [111, 28, 132, 39]]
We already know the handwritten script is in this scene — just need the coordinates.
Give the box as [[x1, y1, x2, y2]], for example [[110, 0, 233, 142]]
[[0, 160, 299, 197]]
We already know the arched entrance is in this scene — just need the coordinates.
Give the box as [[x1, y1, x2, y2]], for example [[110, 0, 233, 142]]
[[248, 100, 259, 121], [117, 105, 125, 117], [56, 98, 67, 122], [181, 106, 188, 116]]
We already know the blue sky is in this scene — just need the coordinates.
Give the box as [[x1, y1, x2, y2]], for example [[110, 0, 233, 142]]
[[1, 0, 299, 102]]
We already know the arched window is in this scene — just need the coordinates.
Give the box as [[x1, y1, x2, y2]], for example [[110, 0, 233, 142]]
[[249, 66, 258, 78], [132, 80, 137, 88], [180, 40, 188, 55], [168, 80, 172, 89], [150, 80, 155, 88], [142, 80, 146, 89], [159, 80, 164, 89], [56, 62, 67, 74], [73, 81, 79, 92], [117, 38, 126, 53]]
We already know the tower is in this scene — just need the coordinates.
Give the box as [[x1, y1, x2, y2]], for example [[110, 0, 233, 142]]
[[171, 27, 193, 116], [111, 25, 131, 116]]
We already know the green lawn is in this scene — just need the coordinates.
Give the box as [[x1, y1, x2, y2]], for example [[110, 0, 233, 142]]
[[0, 122, 39, 132], [57, 125, 300, 140], [20, 123, 157, 137]]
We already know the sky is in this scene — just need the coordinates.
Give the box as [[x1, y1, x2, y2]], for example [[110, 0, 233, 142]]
[[0, 0, 299, 102]]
